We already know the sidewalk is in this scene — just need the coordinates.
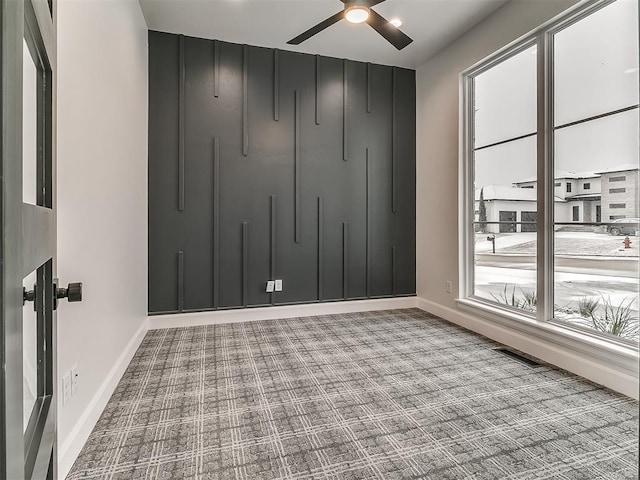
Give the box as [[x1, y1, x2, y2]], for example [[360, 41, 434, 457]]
[[476, 232, 639, 257]]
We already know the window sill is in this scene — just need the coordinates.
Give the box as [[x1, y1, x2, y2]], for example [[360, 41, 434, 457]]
[[455, 297, 639, 376]]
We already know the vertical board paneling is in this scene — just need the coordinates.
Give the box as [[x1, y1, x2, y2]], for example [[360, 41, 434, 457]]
[[211, 40, 243, 308], [342, 222, 348, 300], [272, 50, 316, 304], [177, 250, 184, 312], [213, 137, 220, 308], [317, 196, 323, 301], [245, 45, 275, 307], [294, 90, 301, 243], [343, 59, 348, 161], [392, 67, 397, 214], [367, 63, 393, 297], [344, 61, 369, 299], [273, 49, 279, 121], [148, 31, 180, 313], [178, 35, 185, 211], [270, 195, 276, 305], [242, 44, 248, 156], [392, 67, 416, 295], [366, 148, 370, 297], [315, 55, 320, 125], [183, 37, 218, 310], [213, 40, 220, 98], [392, 245, 397, 296], [306, 55, 343, 302], [366, 63, 372, 113], [242, 222, 248, 306], [148, 32, 416, 314]]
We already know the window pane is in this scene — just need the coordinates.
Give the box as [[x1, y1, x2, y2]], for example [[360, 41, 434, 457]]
[[555, 109, 639, 184], [23, 270, 38, 432], [474, 46, 537, 148], [554, 0, 639, 126], [553, 0, 639, 343], [473, 136, 537, 312], [23, 39, 38, 206]]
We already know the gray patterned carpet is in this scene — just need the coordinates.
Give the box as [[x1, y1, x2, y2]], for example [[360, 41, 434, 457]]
[[68, 309, 639, 479]]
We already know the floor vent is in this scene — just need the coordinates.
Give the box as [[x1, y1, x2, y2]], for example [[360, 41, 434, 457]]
[[493, 348, 542, 367]]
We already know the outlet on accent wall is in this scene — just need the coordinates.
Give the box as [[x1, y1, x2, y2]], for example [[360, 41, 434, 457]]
[[446, 281, 453, 294]]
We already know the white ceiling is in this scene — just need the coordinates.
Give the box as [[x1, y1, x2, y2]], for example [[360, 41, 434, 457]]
[[139, 0, 509, 69]]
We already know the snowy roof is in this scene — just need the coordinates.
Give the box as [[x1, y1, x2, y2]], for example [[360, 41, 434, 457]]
[[566, 193, 601, 200], [594, 164, 639, 175], [514, 169, 599, 184], [476, 185, 536, 201], [475, 185, 564, 202]]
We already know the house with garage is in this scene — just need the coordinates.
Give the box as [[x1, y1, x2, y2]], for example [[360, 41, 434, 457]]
[[475, 165, 639, 232]]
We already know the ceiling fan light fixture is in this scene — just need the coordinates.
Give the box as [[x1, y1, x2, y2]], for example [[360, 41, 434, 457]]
[[287, 0, 413, 50], [345, 6, 370, 24]]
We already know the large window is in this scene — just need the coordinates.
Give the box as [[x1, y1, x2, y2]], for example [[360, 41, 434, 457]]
[[471, 44, 537, 311], [462, 0, 639, 345]]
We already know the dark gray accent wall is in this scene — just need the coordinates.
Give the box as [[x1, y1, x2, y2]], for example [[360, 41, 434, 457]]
[[148, 31, 416, 314]]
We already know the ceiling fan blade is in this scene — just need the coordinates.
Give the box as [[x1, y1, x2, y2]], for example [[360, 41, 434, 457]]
[[287, 10, 345, 45], [340, 0, 386, 5], [366, 9, 413, 50]]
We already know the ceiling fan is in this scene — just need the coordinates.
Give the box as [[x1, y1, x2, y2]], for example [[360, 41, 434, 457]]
[[287, 0, 413, 51]]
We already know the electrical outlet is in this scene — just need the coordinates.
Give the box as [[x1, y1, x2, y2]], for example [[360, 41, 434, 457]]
[[275, 279, 283, 292], [62, 372, 71, 405], [71, 364, 79, 396], [266, 280, 275, 293], [446, 280, 453, 294]]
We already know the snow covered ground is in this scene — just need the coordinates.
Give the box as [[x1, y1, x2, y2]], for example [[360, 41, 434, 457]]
[[476, 231, 639, 256], [473, 231, 639, 342]]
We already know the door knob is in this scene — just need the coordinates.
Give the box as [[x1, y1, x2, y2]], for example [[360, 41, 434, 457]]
[[23, 285, 36, 308], [53, 280, 82, 310], [23, 281, 82, 310], [56, 282, 82, 302]]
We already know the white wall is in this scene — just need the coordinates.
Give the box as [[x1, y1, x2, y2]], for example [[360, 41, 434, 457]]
[[415, 0, 639, 399], [56, 0, 148, 476]]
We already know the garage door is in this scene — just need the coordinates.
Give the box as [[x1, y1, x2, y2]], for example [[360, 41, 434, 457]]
[[521, 211, 537, 232]]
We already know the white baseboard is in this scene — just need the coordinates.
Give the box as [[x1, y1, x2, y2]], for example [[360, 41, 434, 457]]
[[416, 298, 639, 400], [58, 319, 149, 479], [149, 297, 419, 330]]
